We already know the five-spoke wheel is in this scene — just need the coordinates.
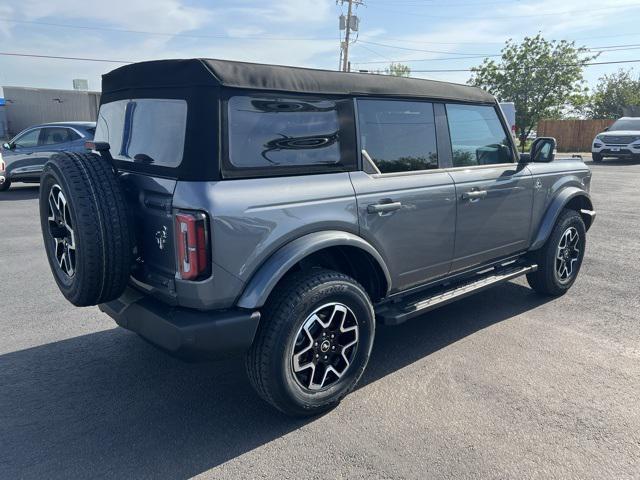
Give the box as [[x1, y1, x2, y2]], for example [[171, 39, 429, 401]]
[[555, 227, 580, 284], [291, 303, 359, 391], [47, 184, 76, 278]]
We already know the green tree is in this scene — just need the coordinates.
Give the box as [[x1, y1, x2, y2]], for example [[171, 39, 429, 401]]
[[589, 69, 640, 119], [469, 34, 597, 149], [386, 63, 411, 77]]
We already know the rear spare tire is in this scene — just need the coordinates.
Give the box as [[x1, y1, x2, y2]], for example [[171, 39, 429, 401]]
[[39, 152, 133, 306]]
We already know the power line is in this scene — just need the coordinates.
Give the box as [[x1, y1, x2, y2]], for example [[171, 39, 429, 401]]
[[409, 58, 640, 73], [0, 19, 333, 42], [358, 40, 496, 55], [353, 44, 640, 65], [0, 51, 131, 64], [2, 52, 639, 74], [3, 17, 640, 50], [370, 3, 640, 20]]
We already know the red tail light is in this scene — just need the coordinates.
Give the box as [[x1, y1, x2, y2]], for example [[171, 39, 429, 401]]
[[174, 211, 210, 280]]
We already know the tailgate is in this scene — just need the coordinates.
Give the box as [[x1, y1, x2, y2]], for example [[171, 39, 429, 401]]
[[119, 172, 178, 299]]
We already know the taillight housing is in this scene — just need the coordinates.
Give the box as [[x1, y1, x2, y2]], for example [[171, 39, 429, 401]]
[[174, 210, 210, 281]]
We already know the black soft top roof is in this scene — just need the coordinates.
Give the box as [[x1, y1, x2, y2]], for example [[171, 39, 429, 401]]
[[102, 58, 494, 103]]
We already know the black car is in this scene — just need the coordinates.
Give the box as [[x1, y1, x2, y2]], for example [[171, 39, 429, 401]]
[[1, 122, 95, 191]]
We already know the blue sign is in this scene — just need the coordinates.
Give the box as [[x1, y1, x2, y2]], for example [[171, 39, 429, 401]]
[[0, 98, 5, 106]]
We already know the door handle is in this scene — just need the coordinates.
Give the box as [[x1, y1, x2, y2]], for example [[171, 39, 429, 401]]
[[461, 190, 487, 200], [367, 201, 402, 214]]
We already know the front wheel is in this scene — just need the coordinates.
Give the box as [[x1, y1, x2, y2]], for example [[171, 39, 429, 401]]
[[246, 269, 375, 417], [527, 209, 586, 296], [0, 178, 10, 191], [592, 153, 603, 163]]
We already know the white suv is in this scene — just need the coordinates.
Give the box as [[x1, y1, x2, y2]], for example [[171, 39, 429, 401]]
[[592, 117, 640, 162]]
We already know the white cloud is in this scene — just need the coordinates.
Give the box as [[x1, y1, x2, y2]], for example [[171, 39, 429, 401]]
[[16, 0, 212, 33]]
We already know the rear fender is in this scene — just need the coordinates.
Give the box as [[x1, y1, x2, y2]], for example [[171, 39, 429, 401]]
[[236, 230, 391, 309]]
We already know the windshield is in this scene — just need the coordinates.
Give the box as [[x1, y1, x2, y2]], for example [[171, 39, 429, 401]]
[[609, 118, 640, 131]]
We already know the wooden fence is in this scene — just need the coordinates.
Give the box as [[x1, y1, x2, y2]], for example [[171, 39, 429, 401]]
[[537, 119, 615, 152]]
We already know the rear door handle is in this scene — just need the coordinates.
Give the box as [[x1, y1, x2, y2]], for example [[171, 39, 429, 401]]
[[461, 190, 487, 200], [367, 201, 402, 214]]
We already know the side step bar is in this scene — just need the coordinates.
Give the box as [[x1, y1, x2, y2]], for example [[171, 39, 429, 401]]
[[376, 263, 537, 326]]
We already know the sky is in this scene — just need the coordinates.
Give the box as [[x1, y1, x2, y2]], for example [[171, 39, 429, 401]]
[[0, 0, 639, 92]]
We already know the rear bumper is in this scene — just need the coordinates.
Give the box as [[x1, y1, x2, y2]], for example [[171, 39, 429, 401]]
[[99, 287, 260, 359]]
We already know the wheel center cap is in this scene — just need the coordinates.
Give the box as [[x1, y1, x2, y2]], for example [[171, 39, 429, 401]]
[[320, 340, 331, 353]]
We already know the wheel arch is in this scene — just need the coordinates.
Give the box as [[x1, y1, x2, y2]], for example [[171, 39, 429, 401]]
[[236, 230, 391, 309], [530, 187, 594, 251]]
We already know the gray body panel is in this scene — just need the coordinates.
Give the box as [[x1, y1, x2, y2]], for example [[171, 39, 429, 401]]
[[158, 158, 591, 311], [172, 173, 360, 309], [526, 159, 593, 250], [448, 163, 534, 272], [348, 170, 456, 292]]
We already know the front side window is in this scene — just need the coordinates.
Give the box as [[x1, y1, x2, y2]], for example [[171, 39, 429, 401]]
[[95, 98, 188, 167], [13, 129, 41, 148], [446, 104, 513, 167], [357, 99, 438, 174], [227, 95, 353, 174]]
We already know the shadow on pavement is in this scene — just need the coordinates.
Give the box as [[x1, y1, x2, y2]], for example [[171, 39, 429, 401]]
[[0, 282, 553, 478], [0, 185, 39, 202]]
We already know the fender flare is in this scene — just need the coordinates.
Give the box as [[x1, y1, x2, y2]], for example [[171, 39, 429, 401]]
[[530, 187, 594, 251], [236, 230, 392, 309]]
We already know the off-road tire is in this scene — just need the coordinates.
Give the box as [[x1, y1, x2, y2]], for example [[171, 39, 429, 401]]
[[246, 268, 375, 417], [0, 178, 10, 191], [592, 153, 603, 163], [39, 152, 133, 306], [527, 209, 586, 296]]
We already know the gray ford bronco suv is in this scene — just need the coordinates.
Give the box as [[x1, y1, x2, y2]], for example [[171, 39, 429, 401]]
[[39, 59, 595, 416]]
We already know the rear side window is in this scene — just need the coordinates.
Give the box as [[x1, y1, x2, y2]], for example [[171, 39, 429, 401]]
[[225, 95, 355, 177], [446, 104, 513, 167], [357, 99, 438, 174], [41, 127, 79, 145], [95, 99, 188, 167]]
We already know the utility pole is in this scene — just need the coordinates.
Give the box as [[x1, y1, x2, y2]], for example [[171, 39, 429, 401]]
[[338, 0, 363, 72]]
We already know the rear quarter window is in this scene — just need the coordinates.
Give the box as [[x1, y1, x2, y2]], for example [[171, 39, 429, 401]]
[[95, 98, 187, 167], [224, 94, 356, 178]]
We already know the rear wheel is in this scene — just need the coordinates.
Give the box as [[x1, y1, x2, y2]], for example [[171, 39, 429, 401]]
[[0, 178, 10, 191], [527, 209, 586, 296], [39, 152, 133, 306], [246, 269, 375, 416], [592, 153, 603, 163]]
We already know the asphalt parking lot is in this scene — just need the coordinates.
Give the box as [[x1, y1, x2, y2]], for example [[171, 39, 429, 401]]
[[1, 157, 639, 479]]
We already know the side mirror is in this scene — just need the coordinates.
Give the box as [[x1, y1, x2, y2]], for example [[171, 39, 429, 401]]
[[603, 126, 609, 132], [529, 137, 557, 163], [2, 142, 12, 150]]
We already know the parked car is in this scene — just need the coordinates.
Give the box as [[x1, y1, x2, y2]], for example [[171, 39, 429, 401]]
[[38, 59, 595, 416], [0, 121, 95, 191], [592, 117, 640, 162]]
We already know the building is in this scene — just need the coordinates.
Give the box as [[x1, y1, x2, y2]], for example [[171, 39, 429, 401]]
[[0, 86, 101, 138]]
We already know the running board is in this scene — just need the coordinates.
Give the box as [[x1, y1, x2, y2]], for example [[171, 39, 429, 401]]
[[376, 263, 537, 326]]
